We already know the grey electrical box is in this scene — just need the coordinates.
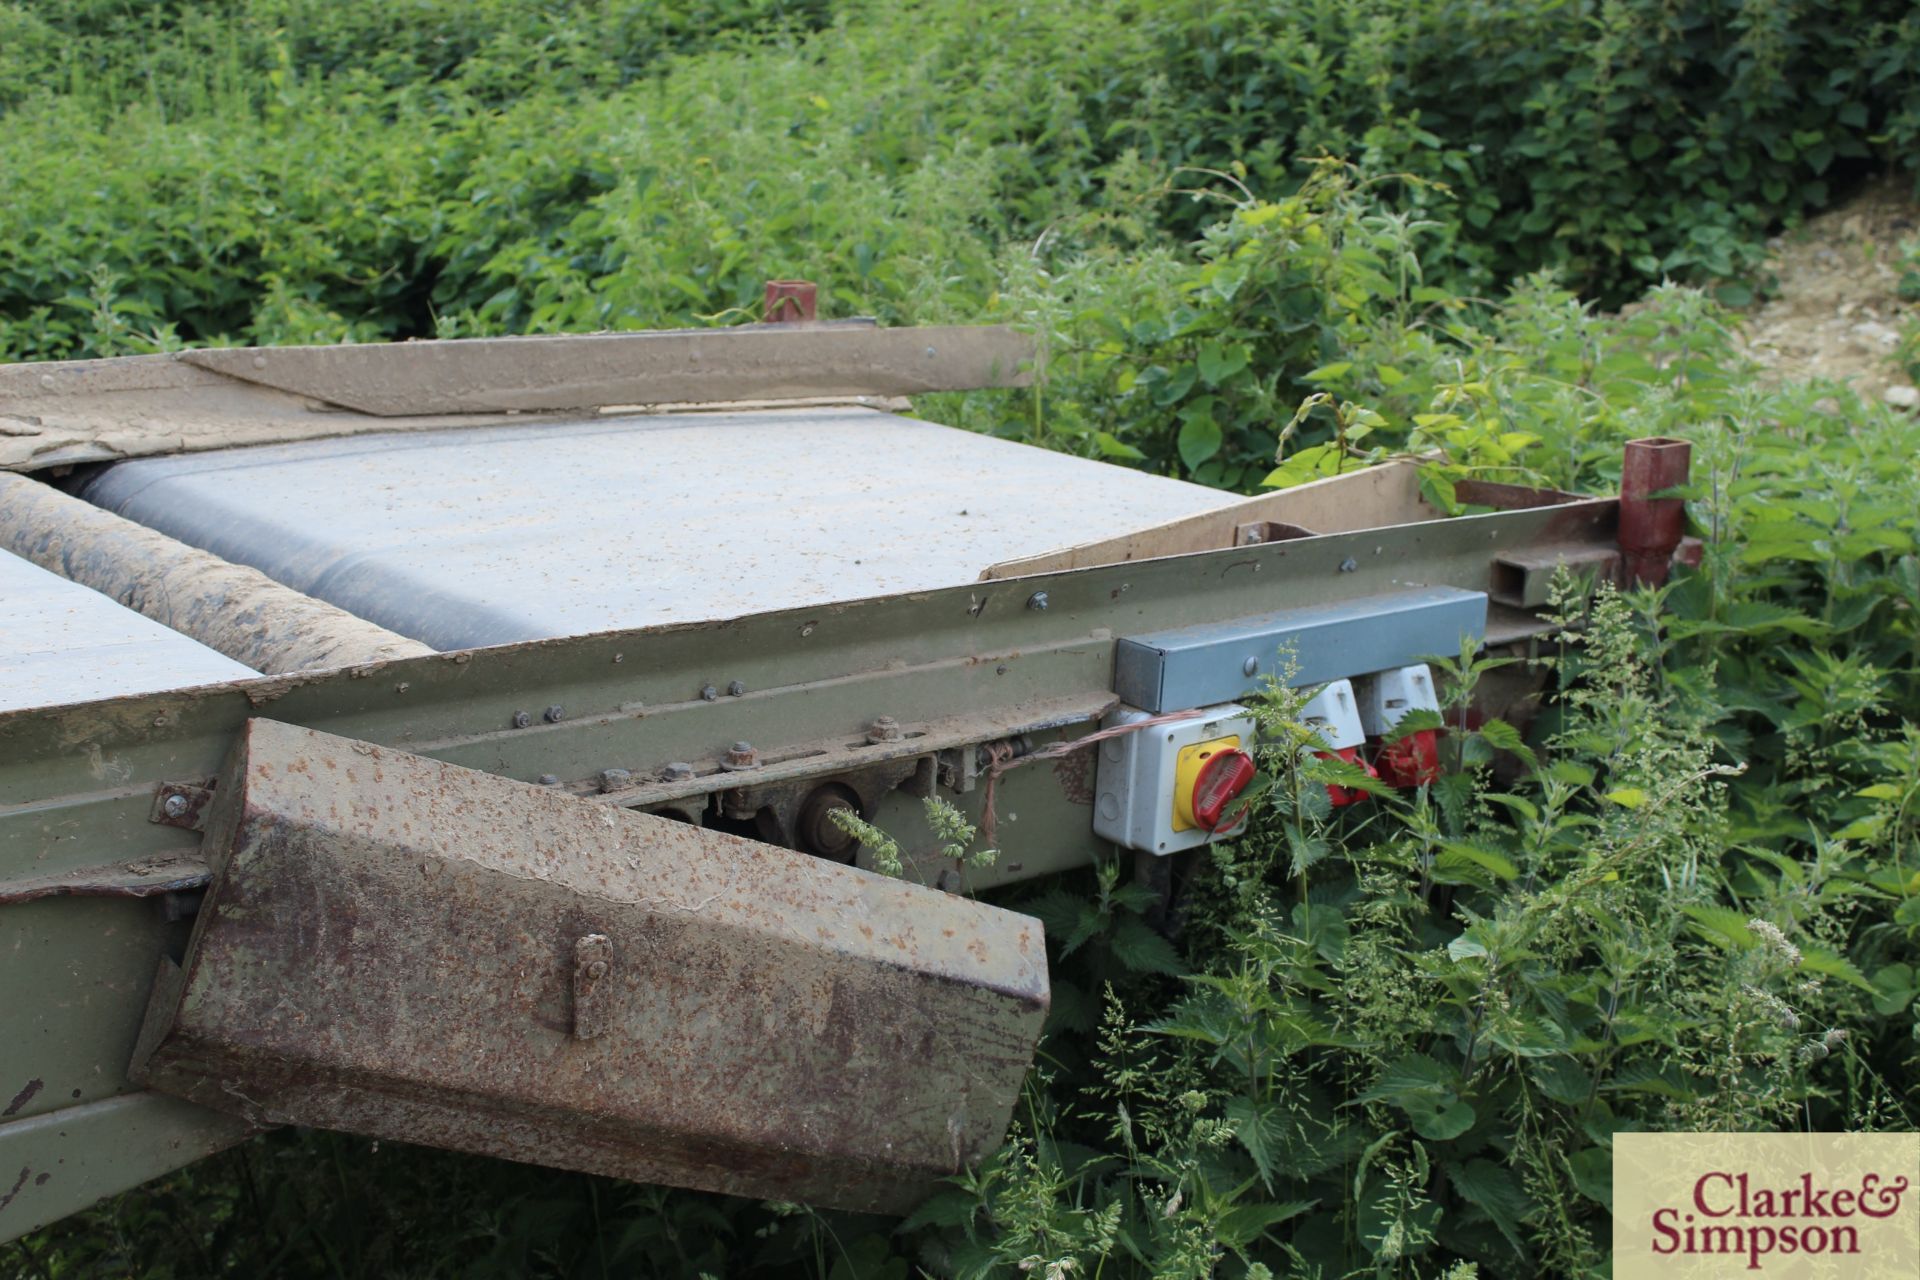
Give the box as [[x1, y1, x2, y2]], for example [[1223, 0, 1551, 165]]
[[1112, 587, 1486, 713], [1092, 703, 1256, 855]]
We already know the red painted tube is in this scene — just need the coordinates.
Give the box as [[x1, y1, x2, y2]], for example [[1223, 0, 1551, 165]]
[[764, 280, 818, 324], [1619, 436, 1692, 585]]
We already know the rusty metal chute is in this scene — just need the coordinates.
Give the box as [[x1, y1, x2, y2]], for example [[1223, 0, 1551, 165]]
[[131, 720, 1046, 1213]]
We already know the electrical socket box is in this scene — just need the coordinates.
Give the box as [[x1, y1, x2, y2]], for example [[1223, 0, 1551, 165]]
[[1299, 679, 1365, 751], [1355, 664, 1439, 737], [1093, 702, 1255, 855]]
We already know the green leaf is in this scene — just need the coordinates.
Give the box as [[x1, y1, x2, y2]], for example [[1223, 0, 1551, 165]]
[[1448, 1159, 1531, 1257], [1682, 905, 1759, 949], [895, 1189, 978, 1233], [1302, 361, 1352, 384], [1871, 964, 1916, 1016], [1261, 442, 1347, 490], [1568, 1147, 1612, 1209], [1225, 1096, 1284, 1187], [1604, 787, 1649, 809], [1406, 1096, 1476, 1140], [1154, 363, 1198, 405], [1529, 1058, 1592, 1106], [1799, 945, 1874, 993], [1358, 1054, 1455, 1101], [1197, 340, 1249, 387], [1176, 404, 1223, 471], [1475, 717, 1536, 766], [1437, 841, 1520, 882], [1215, 1200, 1317, 1248]]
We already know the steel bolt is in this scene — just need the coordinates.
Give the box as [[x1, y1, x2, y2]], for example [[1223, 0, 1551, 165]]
[[1242, 657, 1260, 677], [537, 774, 561, 786], [544, 705, 565, 723], [700, 684, 719, 702], [723, 741, 759, 769], [1338, 557, 1359, 573], [662, 762, 695, 781], [1027, 591, 1050, 611], [512, 710, 533, 729], [868, 715, 903, 744], [162, 793, 190, 819], [726, 680, 747, 697], [599, 768, 633, 793]]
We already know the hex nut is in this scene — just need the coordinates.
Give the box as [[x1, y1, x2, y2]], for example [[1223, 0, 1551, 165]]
[[543, 705, 565, 723], [512, 710, 533, 729], [662, 762, 695, 781], [867, 716, 903, 744], [727, 680, 747, 697], [700, 684, 719, 702], [1027, 591, 1050, 611], [599, 768, 633, 793], [722, 742, 759, 770]]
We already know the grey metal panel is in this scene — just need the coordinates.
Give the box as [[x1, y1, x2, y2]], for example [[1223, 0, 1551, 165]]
[[80, 407, 1236, 650], [0, 550, 257, 711], [1113, 586, 1487, 712]]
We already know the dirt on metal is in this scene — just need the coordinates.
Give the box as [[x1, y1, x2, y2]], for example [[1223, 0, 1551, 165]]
[[132, 719, 1049, 1214], [0, 473, 433, 673]]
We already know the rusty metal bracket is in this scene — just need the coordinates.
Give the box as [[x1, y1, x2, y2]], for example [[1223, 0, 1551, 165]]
[[1490, 544, 1623, 609], [148, 781, 215, 831], [571, 935, 614, 1040], [1235, 520, 1317, 547], [0, 854, 211, 907]]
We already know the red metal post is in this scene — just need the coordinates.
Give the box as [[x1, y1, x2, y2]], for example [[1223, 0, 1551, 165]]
[[763, 280, 817, 324], [1618, 436, 1692, 585]]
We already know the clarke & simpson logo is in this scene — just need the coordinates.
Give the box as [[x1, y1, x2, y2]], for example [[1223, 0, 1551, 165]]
[[1615, 1134, 1919, 1278], [1649, 1169, 1910, 1270]]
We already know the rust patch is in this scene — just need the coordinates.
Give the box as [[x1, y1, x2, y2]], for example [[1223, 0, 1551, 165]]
[[1052, 753, 1094, 806], [0, 856, 210, 906], [0, 1166, 27, 1214], [2, 1079, 41, 1116]]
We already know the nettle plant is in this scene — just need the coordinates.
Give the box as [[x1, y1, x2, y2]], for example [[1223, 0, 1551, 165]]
[[908, 578, 1903, 1280]]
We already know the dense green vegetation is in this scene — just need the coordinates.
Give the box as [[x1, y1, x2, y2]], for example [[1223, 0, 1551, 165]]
[[6, 1, 1920, 1277], [4, 0, 1919, 366]]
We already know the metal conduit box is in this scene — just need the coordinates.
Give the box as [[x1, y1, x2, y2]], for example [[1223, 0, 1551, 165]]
[[1112, 586, 1488, 714], [129, 719, 1050, 1214]]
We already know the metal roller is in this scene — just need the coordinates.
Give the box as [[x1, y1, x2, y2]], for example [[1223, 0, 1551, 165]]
[[0, 472, 433, 673]]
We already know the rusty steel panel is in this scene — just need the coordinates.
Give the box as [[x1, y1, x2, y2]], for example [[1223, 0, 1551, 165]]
[[131, 719, 1048, 1214]]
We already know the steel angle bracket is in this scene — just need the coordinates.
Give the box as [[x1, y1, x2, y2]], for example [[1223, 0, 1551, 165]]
[[129, 719, 1048, 1214]]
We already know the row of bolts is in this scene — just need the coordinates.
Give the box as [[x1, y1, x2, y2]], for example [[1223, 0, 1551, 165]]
[[497, 590, 1061, 796]]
